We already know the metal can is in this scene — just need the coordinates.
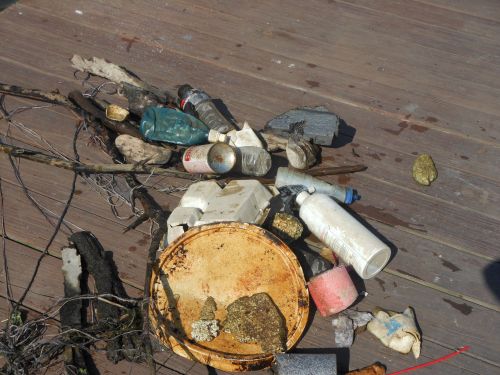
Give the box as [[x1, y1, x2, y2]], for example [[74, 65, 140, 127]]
[[182, 143, 236, 174]]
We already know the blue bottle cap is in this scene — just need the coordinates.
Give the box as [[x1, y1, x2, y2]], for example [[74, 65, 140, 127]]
[[344, 188, 361, 205]]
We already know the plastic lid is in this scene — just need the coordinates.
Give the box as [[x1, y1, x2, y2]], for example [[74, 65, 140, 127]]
[[208, 129, 228, 143], [296, 191, 310, 206]]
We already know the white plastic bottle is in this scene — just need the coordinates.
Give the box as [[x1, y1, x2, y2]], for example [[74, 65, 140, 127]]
[[296, 191, 391, 279]]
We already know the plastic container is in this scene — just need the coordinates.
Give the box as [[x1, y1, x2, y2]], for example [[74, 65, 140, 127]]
[[307, 266, 358, 316], [150, 223, 309, 372], [226, 122, 264, 148], [178, 84, 237, 133], [276, 167, 360, 205], [296, 191, 390, 279], [235, 147, 272, 177], [140, 107, 226, 146], [182, 143, 236, 174], [196, 180, 272, 225], [179, 180, 222, 211]]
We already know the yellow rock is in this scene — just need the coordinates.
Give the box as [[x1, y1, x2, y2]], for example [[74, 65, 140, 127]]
[[412, 154, 437, 186]]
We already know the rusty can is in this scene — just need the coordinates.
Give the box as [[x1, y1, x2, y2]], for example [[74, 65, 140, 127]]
[[182, 143, 236, 174]]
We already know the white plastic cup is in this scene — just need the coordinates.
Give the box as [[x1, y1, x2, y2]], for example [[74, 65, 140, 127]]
[[296, 191, 391, 279]]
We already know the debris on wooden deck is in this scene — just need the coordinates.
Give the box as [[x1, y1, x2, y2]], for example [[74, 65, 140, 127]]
[[1, 1, 499, 374]]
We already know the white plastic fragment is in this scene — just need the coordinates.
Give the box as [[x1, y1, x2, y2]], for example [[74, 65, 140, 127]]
[[196, 180, 272, 225], [179, 180, 222, 211], [226, 122, 264, 148], [167, 207, 202, 227], [166, 225, 187, 246]]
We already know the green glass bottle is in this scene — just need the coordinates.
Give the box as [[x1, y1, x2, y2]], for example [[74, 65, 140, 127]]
[[140, 107, 226, 146]]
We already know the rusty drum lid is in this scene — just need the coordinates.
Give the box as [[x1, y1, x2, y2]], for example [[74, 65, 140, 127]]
[[150, 222, 309, 372]]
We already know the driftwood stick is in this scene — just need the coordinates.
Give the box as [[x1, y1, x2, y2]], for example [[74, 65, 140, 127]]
[[70, 55, 176, 104], [0, 83, 74, 107], [68, 91, 142, 138], [0, 143, 199, 180], [126, 175, 169, 375], [307, 164, 367, 176]]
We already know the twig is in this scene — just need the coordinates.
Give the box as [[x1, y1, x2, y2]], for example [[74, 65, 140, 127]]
[[0, 83, 74, 107], [68, 91, 142, 138], [0, 142, 200, 179], [126, 175, 169, 375], [307, 164, 367, 176]]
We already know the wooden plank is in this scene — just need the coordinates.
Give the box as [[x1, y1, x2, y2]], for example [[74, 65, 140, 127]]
[[342, 0, 500, 40], [414, 0, 500, 21], [11, 0, 500, 146], [1, 7, 499, 184]]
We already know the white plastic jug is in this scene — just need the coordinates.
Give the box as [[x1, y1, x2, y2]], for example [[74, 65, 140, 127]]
[[296, 191, 390, 279]]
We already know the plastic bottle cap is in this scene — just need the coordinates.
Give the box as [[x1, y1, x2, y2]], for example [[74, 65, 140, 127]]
[[208, 129, 228, 143], [296, 191, 310, 206]]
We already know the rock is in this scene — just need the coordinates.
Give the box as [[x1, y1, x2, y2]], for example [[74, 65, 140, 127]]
[[191, 319, 220, 342], [115, 134, 172, 165], [286, 137, 320, 170], [412, 154, 437, 186]]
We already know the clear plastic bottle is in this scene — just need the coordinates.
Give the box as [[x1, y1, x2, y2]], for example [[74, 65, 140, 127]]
[[235, 146, 272, 176], [178, 84, 237, 133], [140, 107, 226, 146]]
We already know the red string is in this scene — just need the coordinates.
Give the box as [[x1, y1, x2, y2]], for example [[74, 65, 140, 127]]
[[386, 346, 470, 375]]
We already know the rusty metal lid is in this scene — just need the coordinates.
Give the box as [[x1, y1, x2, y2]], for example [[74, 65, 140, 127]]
[[150, 222, 309, 372]]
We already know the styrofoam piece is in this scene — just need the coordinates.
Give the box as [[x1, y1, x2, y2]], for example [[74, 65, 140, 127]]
[[167, 225, 186, 245], [167, 207, 203, 227], [179, 180, 222, 211], [196, 180, 272, 225]]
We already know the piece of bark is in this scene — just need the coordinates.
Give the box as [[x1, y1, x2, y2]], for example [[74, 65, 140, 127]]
[[125, 175, 169, 375], [71, 55, 148, 90], [0, 82, 74, 107], [70, 55, 175, 106], [69, 232, 143, 364], [68, 91, 142, 138], [345, 363, 386, 375]]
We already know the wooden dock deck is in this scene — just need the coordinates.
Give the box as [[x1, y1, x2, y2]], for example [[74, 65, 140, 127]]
[[1, 1, 499, 373]]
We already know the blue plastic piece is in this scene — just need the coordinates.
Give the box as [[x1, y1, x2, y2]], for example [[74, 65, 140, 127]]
[[140, 107, 211, 145], [344, 188, 361, 205]]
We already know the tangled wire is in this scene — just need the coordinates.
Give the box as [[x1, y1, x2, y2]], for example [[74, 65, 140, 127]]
[[0, 294, 143, 375]]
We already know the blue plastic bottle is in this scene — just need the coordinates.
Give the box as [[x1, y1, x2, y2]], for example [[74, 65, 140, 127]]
[[140, 107, 226, 146]]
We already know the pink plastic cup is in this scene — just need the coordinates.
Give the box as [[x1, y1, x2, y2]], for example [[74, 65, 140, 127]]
[[307, 266, 358, 316]]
